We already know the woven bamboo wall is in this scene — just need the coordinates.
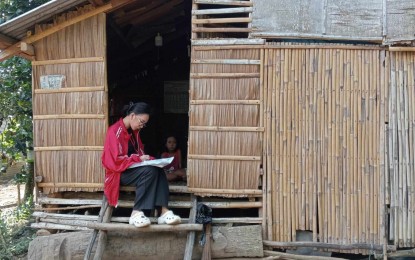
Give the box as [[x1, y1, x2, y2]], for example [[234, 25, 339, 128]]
[[188, 46, 263, 196], [387, 51, 415, 248], [263, 45, 387, 249], [32, 6, 107, 193]]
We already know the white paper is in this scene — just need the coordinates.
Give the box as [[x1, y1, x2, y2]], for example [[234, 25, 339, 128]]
[[128, 157, 174, 169]]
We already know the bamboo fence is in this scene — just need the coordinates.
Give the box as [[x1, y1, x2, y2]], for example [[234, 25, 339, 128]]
[[188, 47, 263, 196], [262, 45, 387, 251], [32, 6, 107, 193]]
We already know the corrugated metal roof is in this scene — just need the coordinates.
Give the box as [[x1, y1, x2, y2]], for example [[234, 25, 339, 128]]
[[0, 0, 87, 41]]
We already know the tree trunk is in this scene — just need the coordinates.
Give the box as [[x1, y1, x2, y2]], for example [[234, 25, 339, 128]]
[[24, 161, 34, 202]]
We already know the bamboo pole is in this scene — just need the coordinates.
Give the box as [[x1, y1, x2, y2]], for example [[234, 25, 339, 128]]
[[34, 86, 105, 94]]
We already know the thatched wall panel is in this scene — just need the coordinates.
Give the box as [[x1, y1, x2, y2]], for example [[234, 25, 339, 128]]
[[188, 47, 262, 195], [32, 12, 107, 193], [190, 105, 259, 127], [33, 119, 105, 147], [187, 159, 260, 190], [32, 62, 105, 88], [190, 78, 260, 100], [35, 151, 104, 193], [34, 6, 106, 60], [191, 49, 261, 61], [33, 92, 105, 115], [188, 132, 261, 156]]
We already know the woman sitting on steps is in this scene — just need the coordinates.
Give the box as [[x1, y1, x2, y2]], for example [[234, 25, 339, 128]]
[[101, 102, 181, 228]]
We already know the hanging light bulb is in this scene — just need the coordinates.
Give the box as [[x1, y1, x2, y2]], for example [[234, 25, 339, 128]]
[[155, 33, 163, 47]]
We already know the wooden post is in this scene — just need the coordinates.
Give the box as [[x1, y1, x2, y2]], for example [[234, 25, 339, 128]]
[[93, 206, 113, 260], [184, 195, 197, 260], [84, 195, 109, 260]]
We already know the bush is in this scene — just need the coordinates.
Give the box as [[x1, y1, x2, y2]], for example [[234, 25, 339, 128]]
[[0, 197, 35, 259]]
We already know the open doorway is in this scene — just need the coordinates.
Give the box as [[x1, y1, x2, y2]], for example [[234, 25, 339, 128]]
[[105, 1, 192, 165]]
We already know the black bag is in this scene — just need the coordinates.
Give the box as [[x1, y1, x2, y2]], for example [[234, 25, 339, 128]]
[[196, 203, 212, 225], [195, 203, 212, 246]]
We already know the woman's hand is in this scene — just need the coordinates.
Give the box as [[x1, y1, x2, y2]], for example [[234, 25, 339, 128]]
[[139, 154, 150, 161]]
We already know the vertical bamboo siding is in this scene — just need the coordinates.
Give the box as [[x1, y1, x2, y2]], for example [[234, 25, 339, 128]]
[[388, 51, 415, 248], [263, 46, 387, 248], [32, 6, 107, 193], [188, 46, 263, 196]]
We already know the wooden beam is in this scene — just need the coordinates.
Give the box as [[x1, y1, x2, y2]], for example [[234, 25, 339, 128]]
[[263, 241, 396, 252], [192, 7, 252, 15], [0, 43, 20, 61], [191, 38, 264, 45], [194, 0, 253, 6], [32, 57, 104, 66], [19, 42, 34, 56], [388, 46, 415, 52], [88, 222, 203, 232], [0, 0, 132, 61], [34, 146, 104, 151], [192, 17, 252, 24], [264, 250, 347, 260], [190, 72, 260, 78], [188, 154, 261, 161], [190, 100, 260, 105], [33, 114, 105, 120], [34, 86, 105, 94], [192, 58, 260, 65], [192, 27, 252, 33], [0, 33, 17, 49], [190, 126, 264, 132], [188, 188, 262, 196]]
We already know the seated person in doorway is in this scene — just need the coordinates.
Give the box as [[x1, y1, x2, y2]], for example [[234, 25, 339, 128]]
[[161, 135, 187, 182], [101, 102, 181, 228]]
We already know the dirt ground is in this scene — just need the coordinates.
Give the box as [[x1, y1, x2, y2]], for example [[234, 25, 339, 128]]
[[0, 170, 25, 210]]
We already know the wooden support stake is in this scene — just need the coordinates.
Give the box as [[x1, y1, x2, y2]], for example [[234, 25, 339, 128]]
[[184, 195, 198, 260], [84, 195, 108, 260]]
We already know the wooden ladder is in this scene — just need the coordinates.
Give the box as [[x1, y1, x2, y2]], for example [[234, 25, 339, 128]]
[[84, 194, 200, 260]]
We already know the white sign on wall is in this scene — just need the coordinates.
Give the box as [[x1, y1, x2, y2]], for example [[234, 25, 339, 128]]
[[40, 75, 66, 89]]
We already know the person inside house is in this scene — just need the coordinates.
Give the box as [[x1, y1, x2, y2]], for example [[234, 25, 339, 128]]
[[161, 135, 187, 182], [101, 102, 181, 227]]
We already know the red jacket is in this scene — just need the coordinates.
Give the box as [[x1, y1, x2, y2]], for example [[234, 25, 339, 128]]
[[101, 118, 144, 206]]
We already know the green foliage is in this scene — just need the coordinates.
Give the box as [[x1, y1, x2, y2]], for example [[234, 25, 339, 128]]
[[0, 0, 49, 24], [0, 197, 35, 259], [0, 57, 33, 158]]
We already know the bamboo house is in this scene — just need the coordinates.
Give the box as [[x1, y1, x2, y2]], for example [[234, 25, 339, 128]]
[[0, 0, 415, 258]]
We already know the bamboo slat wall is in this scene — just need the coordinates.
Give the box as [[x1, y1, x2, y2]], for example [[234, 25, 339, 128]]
[[263, 46, 386, 249], [32, 6, 107, 193], [387, 51, 415, 248], [188, 47, 263, 196]]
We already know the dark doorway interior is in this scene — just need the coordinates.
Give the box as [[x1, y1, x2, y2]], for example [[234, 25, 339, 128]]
[[106, 1, 192, 161]]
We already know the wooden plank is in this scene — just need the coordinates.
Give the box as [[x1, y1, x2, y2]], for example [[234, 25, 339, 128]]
[[190, 72, 259, 78], [192, 7, 252, 15], [193, 17, 251, 24], [37, 183, 190, 194], [250, 32, 383, 43], [33, 114, 106, 120], [192, 27, 252, 33], [34, 86, 105, 94], [184, 195, 197, 260], [388, 47, 415, 52], [190, 100, 260, 105], [188, 188, 262, 195], [87, 222, 203, 232], [187, 154, 260, 160], [191, 59, 260, 65], [192, 39, 264, 45], [34, 146, 103, 151], [263, 240, 394, 251], [189, 126, 264, 132], [32, 57, 104, 66], [194, 0, 253, 7]]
